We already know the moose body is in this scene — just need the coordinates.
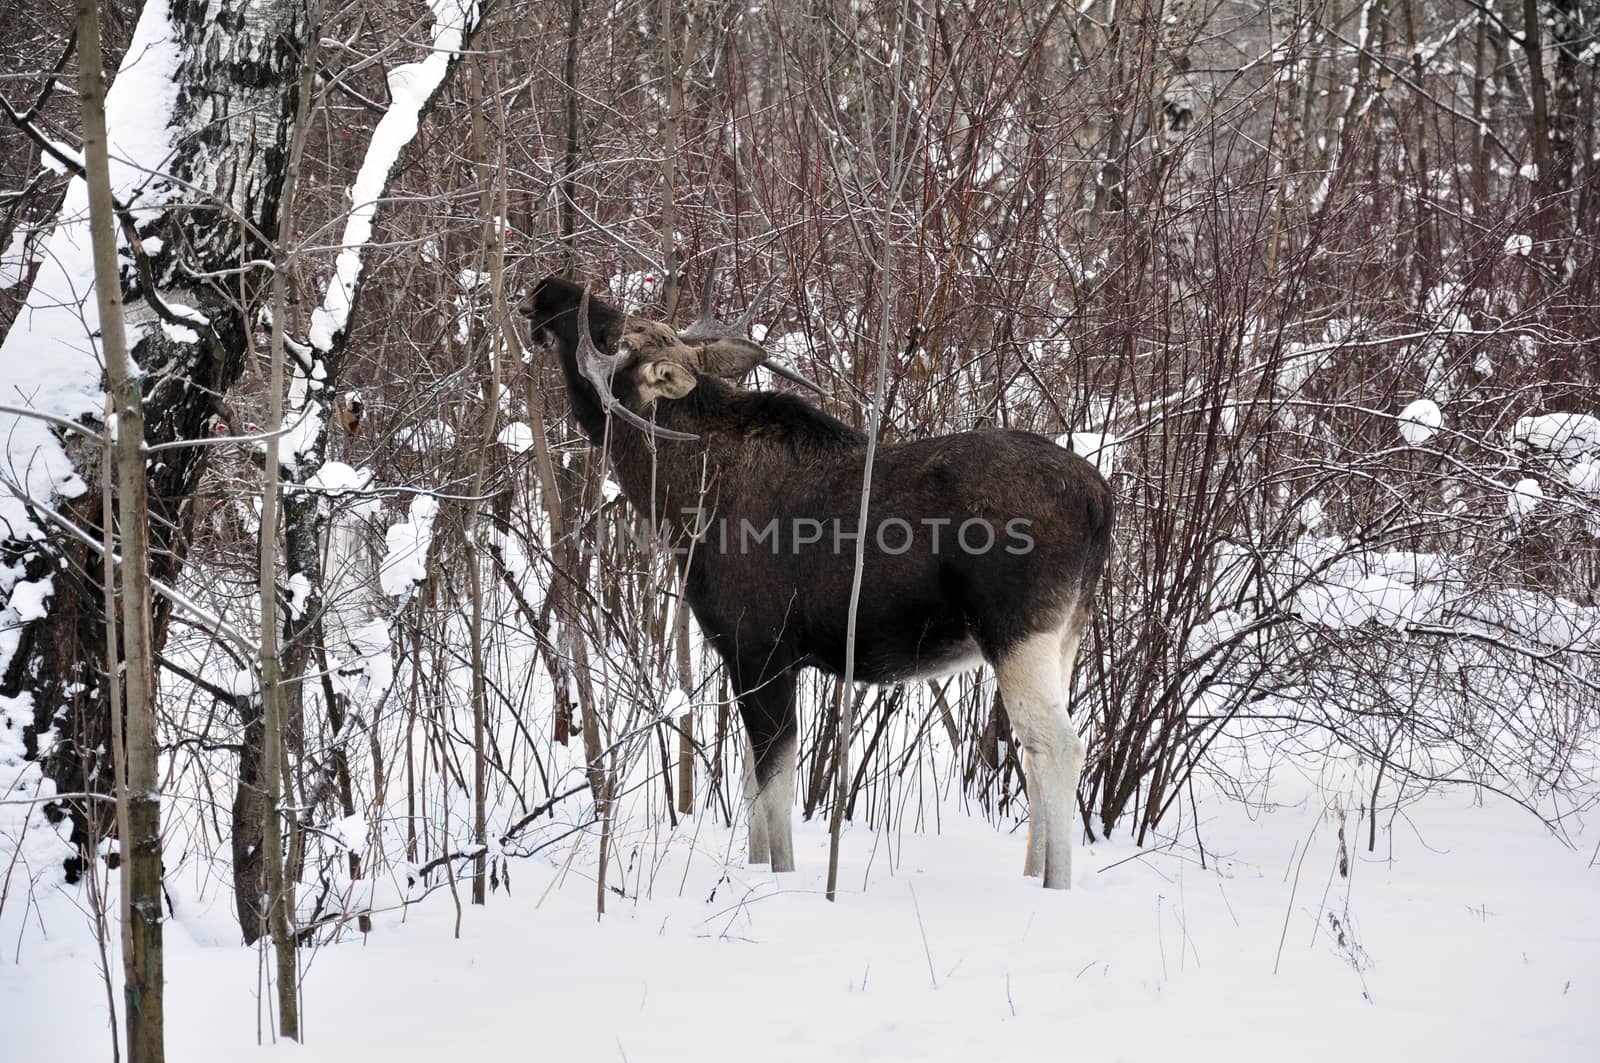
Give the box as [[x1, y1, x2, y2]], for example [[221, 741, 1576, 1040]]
[[521, 274, 1111, 888]]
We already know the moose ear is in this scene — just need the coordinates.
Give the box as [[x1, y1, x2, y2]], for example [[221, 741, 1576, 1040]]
[[638, 360, 698, 403], [699, 338, 767, 379]]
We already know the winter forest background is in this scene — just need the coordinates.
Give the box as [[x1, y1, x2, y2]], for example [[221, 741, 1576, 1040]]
[[2, 0, 1597, 1059]]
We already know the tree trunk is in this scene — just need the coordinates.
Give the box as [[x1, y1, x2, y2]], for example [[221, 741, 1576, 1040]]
[[675, 583, 695, 815], [465, 51, 503, 906], [76, 0, 161, 1056], [0, 0, 309, 885], [1521, 0, 1555, 243], [560, 0, 584, 273]]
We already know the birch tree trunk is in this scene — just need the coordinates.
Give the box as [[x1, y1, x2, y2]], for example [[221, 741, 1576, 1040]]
[[0, 0, 309, 882]]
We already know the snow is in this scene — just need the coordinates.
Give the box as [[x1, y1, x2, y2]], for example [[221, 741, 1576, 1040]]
[[1297, 571, 1425, 628], [2, 765, 1596, 1062], [1210, 536, 1600, 653], [330, 617, 394, 705], [1504, 233, 1533, 256], [0, 221, 42, 290], [282, 375, 327, 477], [1508, 477, 1544, 520], [36, 136, 84, 174], [5, 577, 52, 623], [159, 320, 200, 344], [305, 460, 373, 496], [1062, 432, 1118, 477], [1275, 340, 1334, 394], [1396, 398, 1442, 445], [227, 669, 256, 697], [609, 268, 663, 312], [1513, 413, 1600, 459], [308, 0, 481, 351], [333, 812, 369, 855], [285, 571, 314, 619], [497, 420, 534, 453], [378, 496, 439, 595], [764, 330, 817, 364]]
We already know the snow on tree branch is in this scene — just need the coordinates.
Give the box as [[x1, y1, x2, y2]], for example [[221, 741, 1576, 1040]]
[[0, 0, 183, 548], [307, 0, 483, 355]]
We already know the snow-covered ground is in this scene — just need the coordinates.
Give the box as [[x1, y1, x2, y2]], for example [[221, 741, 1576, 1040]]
[[4, 752, 1595, 1062]]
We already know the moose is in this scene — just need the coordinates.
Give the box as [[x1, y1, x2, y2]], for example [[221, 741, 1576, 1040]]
[[519, 266, 1112, 888]]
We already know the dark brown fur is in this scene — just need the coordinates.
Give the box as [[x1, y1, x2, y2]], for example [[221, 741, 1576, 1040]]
[[521, 276, 1112, 864]]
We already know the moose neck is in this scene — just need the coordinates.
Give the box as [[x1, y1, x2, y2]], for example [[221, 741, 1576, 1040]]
[[595, 374, 866, 545], [599, 381, 739, 539]]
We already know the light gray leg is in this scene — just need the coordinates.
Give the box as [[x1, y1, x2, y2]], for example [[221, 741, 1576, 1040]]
[[1021, 749, 1046, 877], [1055, 612, 1089, 884], [763, 736, 798, 873], [743, 734, 770, 865], [998, 625, 1078, 889]]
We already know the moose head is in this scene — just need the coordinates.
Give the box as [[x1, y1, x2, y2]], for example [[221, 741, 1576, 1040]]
[[518, 262, 819, 444]]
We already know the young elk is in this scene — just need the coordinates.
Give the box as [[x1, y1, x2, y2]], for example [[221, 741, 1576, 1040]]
[[519, 270, 1112, 888]]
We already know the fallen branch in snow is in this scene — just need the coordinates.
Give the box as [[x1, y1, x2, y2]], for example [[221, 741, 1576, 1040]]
[[153, 651, 248, 708], [0, 792, 117, 807], [413, 845, 489, 880], [497, 783, 593, 846]]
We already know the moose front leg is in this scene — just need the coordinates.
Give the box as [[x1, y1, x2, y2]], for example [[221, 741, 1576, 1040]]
[[736, 666, 799, 873], [759, 733, 798, 872], [742, 734, 771, 865]]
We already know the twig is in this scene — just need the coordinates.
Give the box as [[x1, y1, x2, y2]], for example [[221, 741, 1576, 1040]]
[[909, 883, 937, 989]]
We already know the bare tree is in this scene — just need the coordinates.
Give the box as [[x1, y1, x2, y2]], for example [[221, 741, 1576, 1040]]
[[75, 0, 160, 1055]]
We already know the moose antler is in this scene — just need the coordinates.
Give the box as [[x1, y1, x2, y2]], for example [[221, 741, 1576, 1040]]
[[575, 289, 699, 442], [680, 252, 825, 396]]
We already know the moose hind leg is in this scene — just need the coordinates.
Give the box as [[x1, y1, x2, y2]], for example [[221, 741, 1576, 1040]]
[[1057, 606, 1090, 865], [998, 626, 1082, 890], [1021, 749, 1046, 878]]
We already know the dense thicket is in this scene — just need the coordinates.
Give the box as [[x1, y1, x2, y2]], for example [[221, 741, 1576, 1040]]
[[2, 0, 1596, 952]]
